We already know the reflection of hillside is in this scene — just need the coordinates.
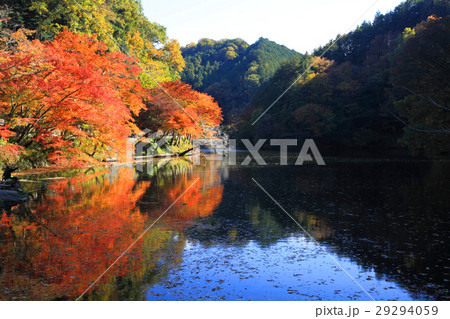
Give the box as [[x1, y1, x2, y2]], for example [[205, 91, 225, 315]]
[[273, 161, 450, 300], [185, 161, 449, 300], [183, 165, 334, 248], [311, 162, 450, 300], [293, 211, 334, 240]]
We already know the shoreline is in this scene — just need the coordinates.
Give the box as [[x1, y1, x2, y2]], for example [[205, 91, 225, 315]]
[[12, 152, 195, 177]]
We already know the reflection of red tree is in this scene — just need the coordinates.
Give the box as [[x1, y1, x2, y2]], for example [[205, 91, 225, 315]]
[[0, 167, 151, 300], [0, 162, 225, 300], [0, 213, 14, 227], [154, 164, 224, 226]]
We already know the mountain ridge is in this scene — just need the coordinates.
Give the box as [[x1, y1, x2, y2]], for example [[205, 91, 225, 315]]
[[181, 37, 302, 122]]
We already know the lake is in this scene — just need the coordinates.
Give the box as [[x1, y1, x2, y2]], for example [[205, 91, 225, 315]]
[[0, 153, 449, 300]]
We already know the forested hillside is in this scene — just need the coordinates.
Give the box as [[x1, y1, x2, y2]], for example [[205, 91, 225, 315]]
[[1, 0, 448, 165], [239, 0, 449, 156], [181, 37, 301, 121]]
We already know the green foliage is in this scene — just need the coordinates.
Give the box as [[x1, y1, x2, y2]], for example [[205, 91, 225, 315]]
[[181, 37, 301, 121], [4, 0, 184, 84], [391, 15, 450, 156], [240, 0, 449, 156], [314, 0, 450, 65]]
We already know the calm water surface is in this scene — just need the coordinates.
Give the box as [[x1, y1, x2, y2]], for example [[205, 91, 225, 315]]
[[0, 154, 449, 300]]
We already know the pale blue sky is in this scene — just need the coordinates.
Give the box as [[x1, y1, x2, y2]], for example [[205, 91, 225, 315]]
[[141, 0, 405, 53]]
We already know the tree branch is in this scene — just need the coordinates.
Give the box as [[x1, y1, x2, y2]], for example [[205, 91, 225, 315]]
[[390, 111, 450, 134], [403, 87, 450, 112]]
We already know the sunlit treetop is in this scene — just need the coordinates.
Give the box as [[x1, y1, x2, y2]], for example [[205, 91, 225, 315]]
[[5, 0, 185, 85]]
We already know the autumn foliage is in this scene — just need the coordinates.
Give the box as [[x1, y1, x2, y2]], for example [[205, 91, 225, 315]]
[[0, 161, 223, 300], [0, 26, 222, 167], [138, 80, 222, 137], [0, 29, 146, 165]]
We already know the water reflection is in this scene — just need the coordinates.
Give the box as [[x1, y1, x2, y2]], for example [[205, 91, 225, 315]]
[[0, 155, 448, 300], [0, 159, 224, 300]]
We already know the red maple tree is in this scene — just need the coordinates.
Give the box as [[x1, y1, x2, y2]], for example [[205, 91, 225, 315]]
[[0, 30, 144, 165]]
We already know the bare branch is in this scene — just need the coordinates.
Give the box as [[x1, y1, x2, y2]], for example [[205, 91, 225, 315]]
[[390, 111, 450, 134], [403, 87, 450, 112]]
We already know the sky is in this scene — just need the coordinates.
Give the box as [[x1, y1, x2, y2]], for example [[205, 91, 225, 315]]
[[141, 0, 405, 53]]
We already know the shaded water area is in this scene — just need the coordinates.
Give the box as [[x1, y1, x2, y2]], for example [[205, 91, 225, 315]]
[[0, 153, 449, 300]]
